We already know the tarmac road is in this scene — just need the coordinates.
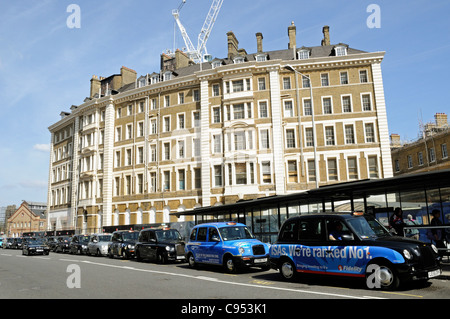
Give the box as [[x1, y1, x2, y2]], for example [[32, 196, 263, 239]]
[[1, 248, 449, 302]]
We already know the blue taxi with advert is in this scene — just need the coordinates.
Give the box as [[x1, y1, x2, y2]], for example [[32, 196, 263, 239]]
[[185, 222, 270, 273], [269, 212, 441, 290]]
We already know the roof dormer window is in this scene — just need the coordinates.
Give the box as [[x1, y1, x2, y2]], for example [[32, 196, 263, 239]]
[[298, 49, 310, 60], [255, 54, 267, 62], [233, 56, 245, 64], [163, 71, 173, 81], [334, 45, 347, 56], [211, 60, 222, 69]]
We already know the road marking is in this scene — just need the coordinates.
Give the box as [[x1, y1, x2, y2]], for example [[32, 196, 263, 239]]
[[78, 259, 378, 299], [381, 291, 423, 298], [59, 258, 79, 262], [1, 254, 12, 256]]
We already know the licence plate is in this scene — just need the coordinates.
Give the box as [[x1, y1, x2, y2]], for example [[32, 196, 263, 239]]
[[254, 258, 267, 264], [428, 269, 441, 278], [177, 255, 185, 260], [37, 249, 43, 252]]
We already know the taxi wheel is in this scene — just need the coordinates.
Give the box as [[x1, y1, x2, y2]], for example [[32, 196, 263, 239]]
[[224, 256, 237, 273], [188, 253, 197, 268], [366, 261, 400, 290], [280, 259, 296, 281]]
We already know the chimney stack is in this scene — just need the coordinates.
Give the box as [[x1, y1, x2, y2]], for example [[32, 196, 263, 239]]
[[288, 21, 296, 50], [390, 134, 401, 148], [321, 25, 330, 46], [227, 31, 239, 60], [435, 113, 448, 128], [256, 32, 263, 53], [90, 75, 101, 98]]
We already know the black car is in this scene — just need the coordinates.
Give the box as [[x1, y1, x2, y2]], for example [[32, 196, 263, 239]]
[[269, 212, 441, 290], [2, 238, 14, 249], [55, 236, 72, 253], [22, 238, 50, 256], [46, 236, 58, 252], [136, 227, 186, 263], [108, 230, 139, 259], [70, 235, 91, 254]]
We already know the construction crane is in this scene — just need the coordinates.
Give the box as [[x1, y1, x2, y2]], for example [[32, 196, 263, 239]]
[[172, 0, 224, 64]]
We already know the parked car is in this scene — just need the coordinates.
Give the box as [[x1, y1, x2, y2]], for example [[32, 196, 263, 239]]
[[69, 235, 91, 254], [12, 237, 24, 249], [2, 238, 14, 249], [22, 238, 50, 256], [185, 222, 271, 273], [108, 230, 139, 259], [87, 233, 112, 256], [269, 212, 442, 290], [136, 227, 186, 263], [46, 236, 58, 252], [55, 236, 71, 253]]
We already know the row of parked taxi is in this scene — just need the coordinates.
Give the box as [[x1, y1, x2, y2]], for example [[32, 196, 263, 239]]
[[1, 212, 443, 290]]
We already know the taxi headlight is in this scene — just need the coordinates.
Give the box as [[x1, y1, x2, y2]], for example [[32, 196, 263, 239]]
[[431, 244, 438, 254], [403, 249, 412, 260], [238, 247, 245, 255]]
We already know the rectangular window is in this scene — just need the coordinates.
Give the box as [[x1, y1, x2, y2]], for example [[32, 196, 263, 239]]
[[213, 107, 221, 123], [258, 78, 266, 90], [368, 156, 378, 178], [342, 96, 352, 112], [327, 158, 338, 181], [288, 160, 298, 183], [214, 165, 222, 187], [325, 126, 335, 145], [163, 171, 170, 191], [340, 72, 348, 85], [232, 80, 244, 92], [235, 163, 247, 184], [178, 140, 185, 158], [213, 134, 222, 153], [137, 147, 144, 164], [125, 175, 131, 195], [262, 162, 271, 183], [283, 77, 291, 90], [137, 174, 143, 194], [260, 129, 270, 149], [212, 84, 220, 96], [322, 98, 332, 114], [233, 104, 245, 119], [150, 172, 156, 192], [259, 101, 268, 118], [164, 143, 170, 160], [365, 123, 375, 143], [359, 70, 368, 83], [418, 152, 424, 166], [362, 94, 372, 111], [194, 168, 201, 189], [321, 73, 329, 87], [442, 143, 448, 159], [348, 157, 358, 180], [284, 100, 294, 117], [164, 117, 170, 132], [345, 125, 355, 144], [234, 131, 246, 150], [305, 127, 314, 147], [307, 160, 316, 182], [429, 148, 436, 162], [193, 111, 200, 127], [407, 155, 413, 168], [303, 99, 312, 116], [178, 169, 185, 190], [178, 114, 185, 129], [286, 129, 296, 148]]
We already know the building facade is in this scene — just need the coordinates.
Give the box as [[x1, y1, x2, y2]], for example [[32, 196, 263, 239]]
[[391, 113, 450, 175], [7, 201, 47, 238], [47, 23, 392, 234]]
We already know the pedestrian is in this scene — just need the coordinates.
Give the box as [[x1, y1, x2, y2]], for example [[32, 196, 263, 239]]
[[429, 209, 445, 257], [389, 207, 405, 236], [405, 214, 420, 240]]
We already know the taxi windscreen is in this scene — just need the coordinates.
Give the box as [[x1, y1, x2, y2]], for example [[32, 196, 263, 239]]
[[218, 226, 254, 241], [347, 216, 390, 239]]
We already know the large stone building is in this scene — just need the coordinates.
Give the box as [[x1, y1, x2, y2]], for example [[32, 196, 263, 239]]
[[391, 113, 450, 175], [7, 201, 47, 237], [47, 23, 392, 234]]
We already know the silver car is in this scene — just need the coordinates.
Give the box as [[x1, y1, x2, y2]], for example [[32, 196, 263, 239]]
[[87, 233, 112, 256]]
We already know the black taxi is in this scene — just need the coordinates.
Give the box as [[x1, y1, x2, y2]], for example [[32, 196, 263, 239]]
[[135, 227, 186, 263], [108, 230, 139, 259], [269, 212, 441, 290]]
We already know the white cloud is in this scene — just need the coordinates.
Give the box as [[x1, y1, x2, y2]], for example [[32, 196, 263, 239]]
[[33, 143, 50, 152]]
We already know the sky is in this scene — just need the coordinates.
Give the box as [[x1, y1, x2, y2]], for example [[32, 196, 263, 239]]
[[0, 0, 449, 208]]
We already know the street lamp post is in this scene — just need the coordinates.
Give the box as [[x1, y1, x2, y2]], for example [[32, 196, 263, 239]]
[[284, 65, 319, 189]]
